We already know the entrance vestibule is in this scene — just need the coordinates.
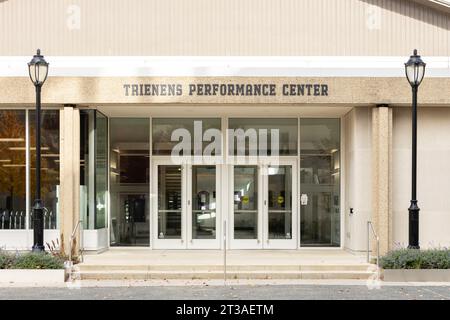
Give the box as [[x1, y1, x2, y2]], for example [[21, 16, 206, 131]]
[[86, 110, 342, 250]]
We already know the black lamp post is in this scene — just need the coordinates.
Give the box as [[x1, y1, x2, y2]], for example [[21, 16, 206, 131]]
[[404, 49, 426, 249], [28, 49, 49, 252]]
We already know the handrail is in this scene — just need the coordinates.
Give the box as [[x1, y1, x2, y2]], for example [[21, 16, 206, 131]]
[[68, 220, 83, 264], [367, 221, 380, 277]]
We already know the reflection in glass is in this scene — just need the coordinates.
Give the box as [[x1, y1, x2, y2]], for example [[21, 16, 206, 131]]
[[0, 110, 27, 229], [158, 165, 182, 239], [152, 118, 221, 155], [300, 119, 340, 247], [192, 166, 216, 239], [233, 166, 258, 239], [95, 112, 108, 229], [29, 110, 60, 230], [228, 118, 298, 156], [268, 166, 292, 239], [109, 118, 150, 245]]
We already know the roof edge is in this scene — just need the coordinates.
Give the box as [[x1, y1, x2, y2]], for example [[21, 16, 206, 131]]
[[412, 0, 450, 14]]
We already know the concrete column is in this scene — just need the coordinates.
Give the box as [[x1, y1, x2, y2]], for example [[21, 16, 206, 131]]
[[59, 106, 80, 257], [371, 105, 393, 256]]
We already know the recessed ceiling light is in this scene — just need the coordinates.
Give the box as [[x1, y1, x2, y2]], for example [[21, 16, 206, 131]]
[[0, 138, 25, 142]]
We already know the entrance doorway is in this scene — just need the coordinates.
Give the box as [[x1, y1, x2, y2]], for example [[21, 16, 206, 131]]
[[229, 159, 297, 249], [151, 158, 221, 249], [103, 114, 341, 250]]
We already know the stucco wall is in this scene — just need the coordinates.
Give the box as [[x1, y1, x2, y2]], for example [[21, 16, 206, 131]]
[[344, 107, 373, 252], [392, 107, 450, 248]]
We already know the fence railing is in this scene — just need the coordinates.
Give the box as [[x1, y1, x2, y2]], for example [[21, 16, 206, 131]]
[[0, 210, 57, 230]]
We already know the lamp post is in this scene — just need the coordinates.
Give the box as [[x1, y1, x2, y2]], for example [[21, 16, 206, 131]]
[[404, 49, 426, 249], [28, 49, 49, 252]]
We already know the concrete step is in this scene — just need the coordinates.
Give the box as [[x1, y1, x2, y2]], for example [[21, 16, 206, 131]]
[[73, 268, 377, 280], [77, 264, 373, 272]]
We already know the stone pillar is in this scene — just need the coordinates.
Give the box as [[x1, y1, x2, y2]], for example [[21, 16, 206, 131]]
[[59, 106, 80, 257], [371, 105, 393, 256]]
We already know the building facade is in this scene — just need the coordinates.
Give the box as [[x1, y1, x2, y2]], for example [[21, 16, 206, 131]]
[[0, 0, 449, 255]]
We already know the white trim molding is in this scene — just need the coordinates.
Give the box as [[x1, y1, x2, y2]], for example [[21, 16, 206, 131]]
[[0, 56, 449, 78]]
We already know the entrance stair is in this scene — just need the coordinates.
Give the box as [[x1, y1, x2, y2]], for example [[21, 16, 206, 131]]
[[71, 249, 377, 281]]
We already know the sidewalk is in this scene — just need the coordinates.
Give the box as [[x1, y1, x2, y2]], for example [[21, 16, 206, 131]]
[[0, 282, 449, 300]]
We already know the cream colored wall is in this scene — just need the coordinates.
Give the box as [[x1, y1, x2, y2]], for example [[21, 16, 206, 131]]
[[392, 107, 450, 248], [0, 0, 448, 56], [344, 107, 373, 252]]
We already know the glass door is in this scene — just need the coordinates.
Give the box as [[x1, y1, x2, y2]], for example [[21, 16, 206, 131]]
[[152, 159, 185, 249], [263, 160, 297, 249], [230, 161, 297, 249], [152, 159, 220, 249], [230, 165, 262, 249], [187, 165, 220, 248]]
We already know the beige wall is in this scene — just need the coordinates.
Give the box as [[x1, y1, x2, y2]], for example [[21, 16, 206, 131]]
[[392, 107, 450, 248], [0, 0, 448, 56], [2, 76, 450, 106], [344, 107, 373, 252]]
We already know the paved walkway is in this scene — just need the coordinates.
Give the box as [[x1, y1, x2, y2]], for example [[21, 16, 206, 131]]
[[0, 283, 449, 300]]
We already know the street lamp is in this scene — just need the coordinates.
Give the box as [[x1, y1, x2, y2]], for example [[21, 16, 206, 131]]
[[404, 49, 426, 249], [28, 49, 49, 252]]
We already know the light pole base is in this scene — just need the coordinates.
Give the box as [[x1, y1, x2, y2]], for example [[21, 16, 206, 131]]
[[31, 244, 45, 252], [408, 200, 420, 249], [32, 200, 45, 252]]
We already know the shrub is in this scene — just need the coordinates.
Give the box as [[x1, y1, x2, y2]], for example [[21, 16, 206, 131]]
[[10, 252, 64, 269], [0, 250, 14, 269], [380, 249, 450, 269]]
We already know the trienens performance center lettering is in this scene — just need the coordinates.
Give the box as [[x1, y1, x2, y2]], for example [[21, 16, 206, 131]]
[[123, 83, 329, 97]]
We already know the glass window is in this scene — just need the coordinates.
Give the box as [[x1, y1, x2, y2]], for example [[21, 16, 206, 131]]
[[109, 118, 149, 245], [152, 118, 221, 155], [29, 110, 60, 230], [300, 118, 340, 247], [228, 118, 298, 156], [80, 110, 109, 230], [95, 112, 108, 229], [0, 110, 27, 230]]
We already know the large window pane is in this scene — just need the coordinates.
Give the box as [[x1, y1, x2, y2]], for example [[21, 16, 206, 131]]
[[300, 119, 340, 247], [0, 110, 26, 229], [109, 118, 149, 245], [228, 118, 298, 156], [95, 112, 108, 229], [152, 118, 221, 155], [29, 110, 60, 230]]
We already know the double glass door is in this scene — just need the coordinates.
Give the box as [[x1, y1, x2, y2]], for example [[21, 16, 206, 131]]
[[229, 159, 297, 249], [152, 159, 220, 249]]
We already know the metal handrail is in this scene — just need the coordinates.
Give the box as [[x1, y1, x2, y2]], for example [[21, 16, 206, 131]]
[[367, 221, 380, 275], [68, 220, 83, 264]]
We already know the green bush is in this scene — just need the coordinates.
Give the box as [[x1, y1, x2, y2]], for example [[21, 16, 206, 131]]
[[12, 252, 64, 269], [380, 249, 450, 269], [0, 250, 64, 269], [0, 250, 14, 269]]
